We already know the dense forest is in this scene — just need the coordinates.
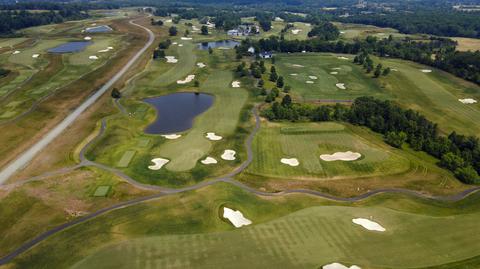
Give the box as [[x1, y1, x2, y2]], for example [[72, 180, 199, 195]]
[[237, 36, 480, 85], [338, 11, 480, 38], [262, 97, 480, 184], [0, 9, 88, 35]]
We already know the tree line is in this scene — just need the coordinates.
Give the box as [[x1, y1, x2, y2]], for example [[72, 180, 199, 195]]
[[262, 96, 480, 184]]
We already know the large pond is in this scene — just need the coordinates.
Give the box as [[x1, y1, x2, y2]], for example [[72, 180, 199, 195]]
[[48, 41, 92, 53], [144, 92, 214, 134], [197, 40, 240, 50], [85, 25, 113, 33]]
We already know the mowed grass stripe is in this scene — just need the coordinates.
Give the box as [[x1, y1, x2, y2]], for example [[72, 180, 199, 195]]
[[117, 150, 136, 167]]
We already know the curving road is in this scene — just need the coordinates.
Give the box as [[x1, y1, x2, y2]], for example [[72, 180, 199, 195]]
[[0, 17, 155, 184]]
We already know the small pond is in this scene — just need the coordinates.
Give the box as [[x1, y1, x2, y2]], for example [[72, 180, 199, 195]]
[[48, 41, 92, 53], [85, 25, 113, 33], [197, 40, 240, 50], [144, 92, 214, 134]]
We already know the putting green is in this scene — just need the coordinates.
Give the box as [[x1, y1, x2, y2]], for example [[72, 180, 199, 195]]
[[247, 122, 410, 180]]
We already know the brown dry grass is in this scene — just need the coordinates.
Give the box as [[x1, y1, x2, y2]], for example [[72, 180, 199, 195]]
[[453, 37, 480, 52]]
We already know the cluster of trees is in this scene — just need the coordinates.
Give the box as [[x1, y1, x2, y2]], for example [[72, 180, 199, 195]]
[[150, 19, 163, 26], [255, 13, 272, 32], [237, 35, 480, 85], [0, 9, 88, 35], [169, 26, 178, 36], [307, 21, 339, 40], [338, 11, 480, 38], [0, 68, 10, 78], [153, 40, 171, 59], [353, 52, 390, 77], [262, 96, 480, 184]]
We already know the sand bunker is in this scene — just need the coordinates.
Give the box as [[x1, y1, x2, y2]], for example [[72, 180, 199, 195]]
[[223, 207, 252, 228], [320, 151, 361, 161], [309, 76, 318, 80], [181, 37, 192, 40], [165, 19, 172, 23], [232, 81, 241, 88], [281, 158, 299, 167], [162, 134, 182, 139], [275, 17, 284, 22], [201, 157, 217, 165], [165, 56, 178, 63], [148, 158, 170, 170], [291, 29, 302, 35], [338, 56, 349, 60], [221, 150, 236, 160], [306, 81, 314, 84], [192, 26, 200, 31], [172, 42, 178, 45], [98, 46, 114, 53], [330, 71, 338, 75], [197, 62, 206, 68], [352, 218, 386, 232], [206, 132, 223, 141], [32, 54, 40, 58], [420, 69, 432, 73], [290, 73, 298, 76], [459, 98, 478, 104], [12, 50, 20, 55], [178, 44, 184, 47], [335, 83, 346, 90], [323, 263, 361, 269], [177, 74, 195, 84], [89, 55, 98, 60]]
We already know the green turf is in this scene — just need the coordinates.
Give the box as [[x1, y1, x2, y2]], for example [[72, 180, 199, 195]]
[[93, 186, 111, 197], [275, 53, 390, 101], [116, 150, 136, 167], [247, 121, 410, 180], [8, 183, 480, 269]]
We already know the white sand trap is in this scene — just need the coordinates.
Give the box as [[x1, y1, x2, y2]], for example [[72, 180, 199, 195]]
[[98, 47, 114, 53], [306, 81, 314, 84], [201, 157, 217, 165], [192, 26, 199, 31], [197, 62, 206, 68], [320, 151, 361, 161], [221, 150, 236, 160], [420, 69, 432, 73], [165, 19, 172, 23], [84, 36, 92, 40], [335, 83, 346, 90], [181, 37, 192, 40], [165, 56, 178, 63], [309, 76, 318, 80], [338, 56, 349, 60], [391, 68, 398, 71], [340, 31, 346, 34], [459, 98, 478, 104], [274, 17, 284, 22], [232, 81, 241, 88], [89, 55, 98, 60], [323, 262, 361, 269], [206, 132, 223, 141], [223, 207, 252, 228], [148, 158, 170, 170], [172, 42, 178, 45], [352, 218, 386, 232], [177, 74, 195, 84], [330, 71, 338, 75], [291, 29, 302, 35], [12, 50, 20, 55], [281, 158, 299, 166], [292, 64, 304, 67], [162, 134, 181, 139], [290, 73, 298, 76], [178, 44, 184, 47], [32, 54, 40, 58]]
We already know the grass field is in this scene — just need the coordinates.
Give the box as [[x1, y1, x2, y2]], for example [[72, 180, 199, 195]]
[[247, 121, 410, 180], [276, 53, 390, 101], [452, 37, 480, 52], [86, 37, 251, 186], [6, 183, 480, 269], [333, 22, 427, 41]]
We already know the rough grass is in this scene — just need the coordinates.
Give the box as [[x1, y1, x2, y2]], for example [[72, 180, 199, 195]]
[[247, 121, 410, 180], [7, 183, 480, 269], [452, 37, 480, 52]]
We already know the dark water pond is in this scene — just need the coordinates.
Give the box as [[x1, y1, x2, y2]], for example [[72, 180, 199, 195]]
[[197, 40, 239, 50], [144, 92, 214, 134], [85, 25, 113, 33], [48, 41, 92, 53]]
